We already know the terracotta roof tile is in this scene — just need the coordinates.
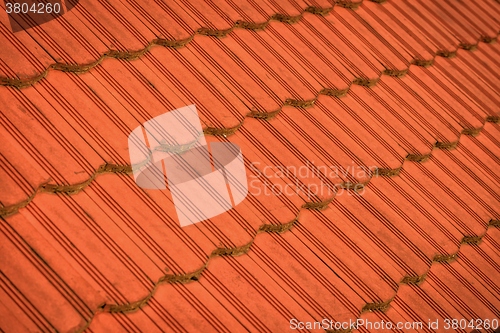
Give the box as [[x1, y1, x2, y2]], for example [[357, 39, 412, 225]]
[[1, 0, 499, 332]]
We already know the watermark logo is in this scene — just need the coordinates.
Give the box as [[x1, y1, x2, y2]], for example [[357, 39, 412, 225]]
[[128, 104, 248, 227], [248, 161, 374, 199]]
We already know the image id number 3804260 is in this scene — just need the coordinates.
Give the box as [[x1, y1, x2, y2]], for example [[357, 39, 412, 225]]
[[5, 2, 61, 14], [440, 318, 499, 331], [4, 0, 72, 32]]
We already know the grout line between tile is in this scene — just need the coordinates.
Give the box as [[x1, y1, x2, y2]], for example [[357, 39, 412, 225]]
[[2, 110, 498, 333], [1, 32, 499, 220], [71, 217, 499, 333], [0, 1, 497, 89], [324, 218, 500, 333]]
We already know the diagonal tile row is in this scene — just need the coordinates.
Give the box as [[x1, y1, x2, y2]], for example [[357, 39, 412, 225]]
[[0, 59, 498, 332], [83, 223, 499, 333], [0, 0, 389, 88], [1, 0, 499, 88], [1, 144, 498, 330], [1, 32, 499, 219]]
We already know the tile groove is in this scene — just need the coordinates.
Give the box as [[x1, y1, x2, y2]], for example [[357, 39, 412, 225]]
[[1, 33, 498, 219], [71, 218, 498, 333], [0, 3, 497, 89], [1, 112, 495, 219]]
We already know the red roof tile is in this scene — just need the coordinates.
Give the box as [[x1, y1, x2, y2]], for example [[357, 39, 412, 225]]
[[1, 0, 499, 332]]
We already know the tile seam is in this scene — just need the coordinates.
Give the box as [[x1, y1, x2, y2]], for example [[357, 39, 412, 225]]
[[1, 27, 497, 145], [0, 2, 497, 89], [70, 218, 499, 333], [2, 123, 498, 332], [2, 124, 497, 331], [1, 3, 355, 88], [2, 66, 499, 219], [324, 219, 500, 333]]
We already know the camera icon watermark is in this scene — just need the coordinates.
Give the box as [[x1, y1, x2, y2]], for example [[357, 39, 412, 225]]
[[128, 105, 248, 227]]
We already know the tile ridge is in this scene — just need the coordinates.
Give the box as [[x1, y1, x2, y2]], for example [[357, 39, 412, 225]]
[[324, 218, 500, 333], [0, 2, 497, 89], [0, 2, 354, 88], [73, 217, 499, 333], [2, 42, 499, 219], [2, 126, 498, 333], [0, 116, 495, 219]]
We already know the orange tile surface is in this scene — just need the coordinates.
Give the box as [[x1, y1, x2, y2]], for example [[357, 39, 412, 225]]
[[0, 0, 499, 332]]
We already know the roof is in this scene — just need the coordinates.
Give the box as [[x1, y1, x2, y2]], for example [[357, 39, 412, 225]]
[[1, 0, 499, 332]]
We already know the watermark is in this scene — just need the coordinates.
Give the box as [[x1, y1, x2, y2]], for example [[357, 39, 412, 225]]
[[248, 161, 375, 199], [289, 318, 499, 331], [128, 104, 375, 227], [128, 104, 248, 227], [4, 0, 79, 32]]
